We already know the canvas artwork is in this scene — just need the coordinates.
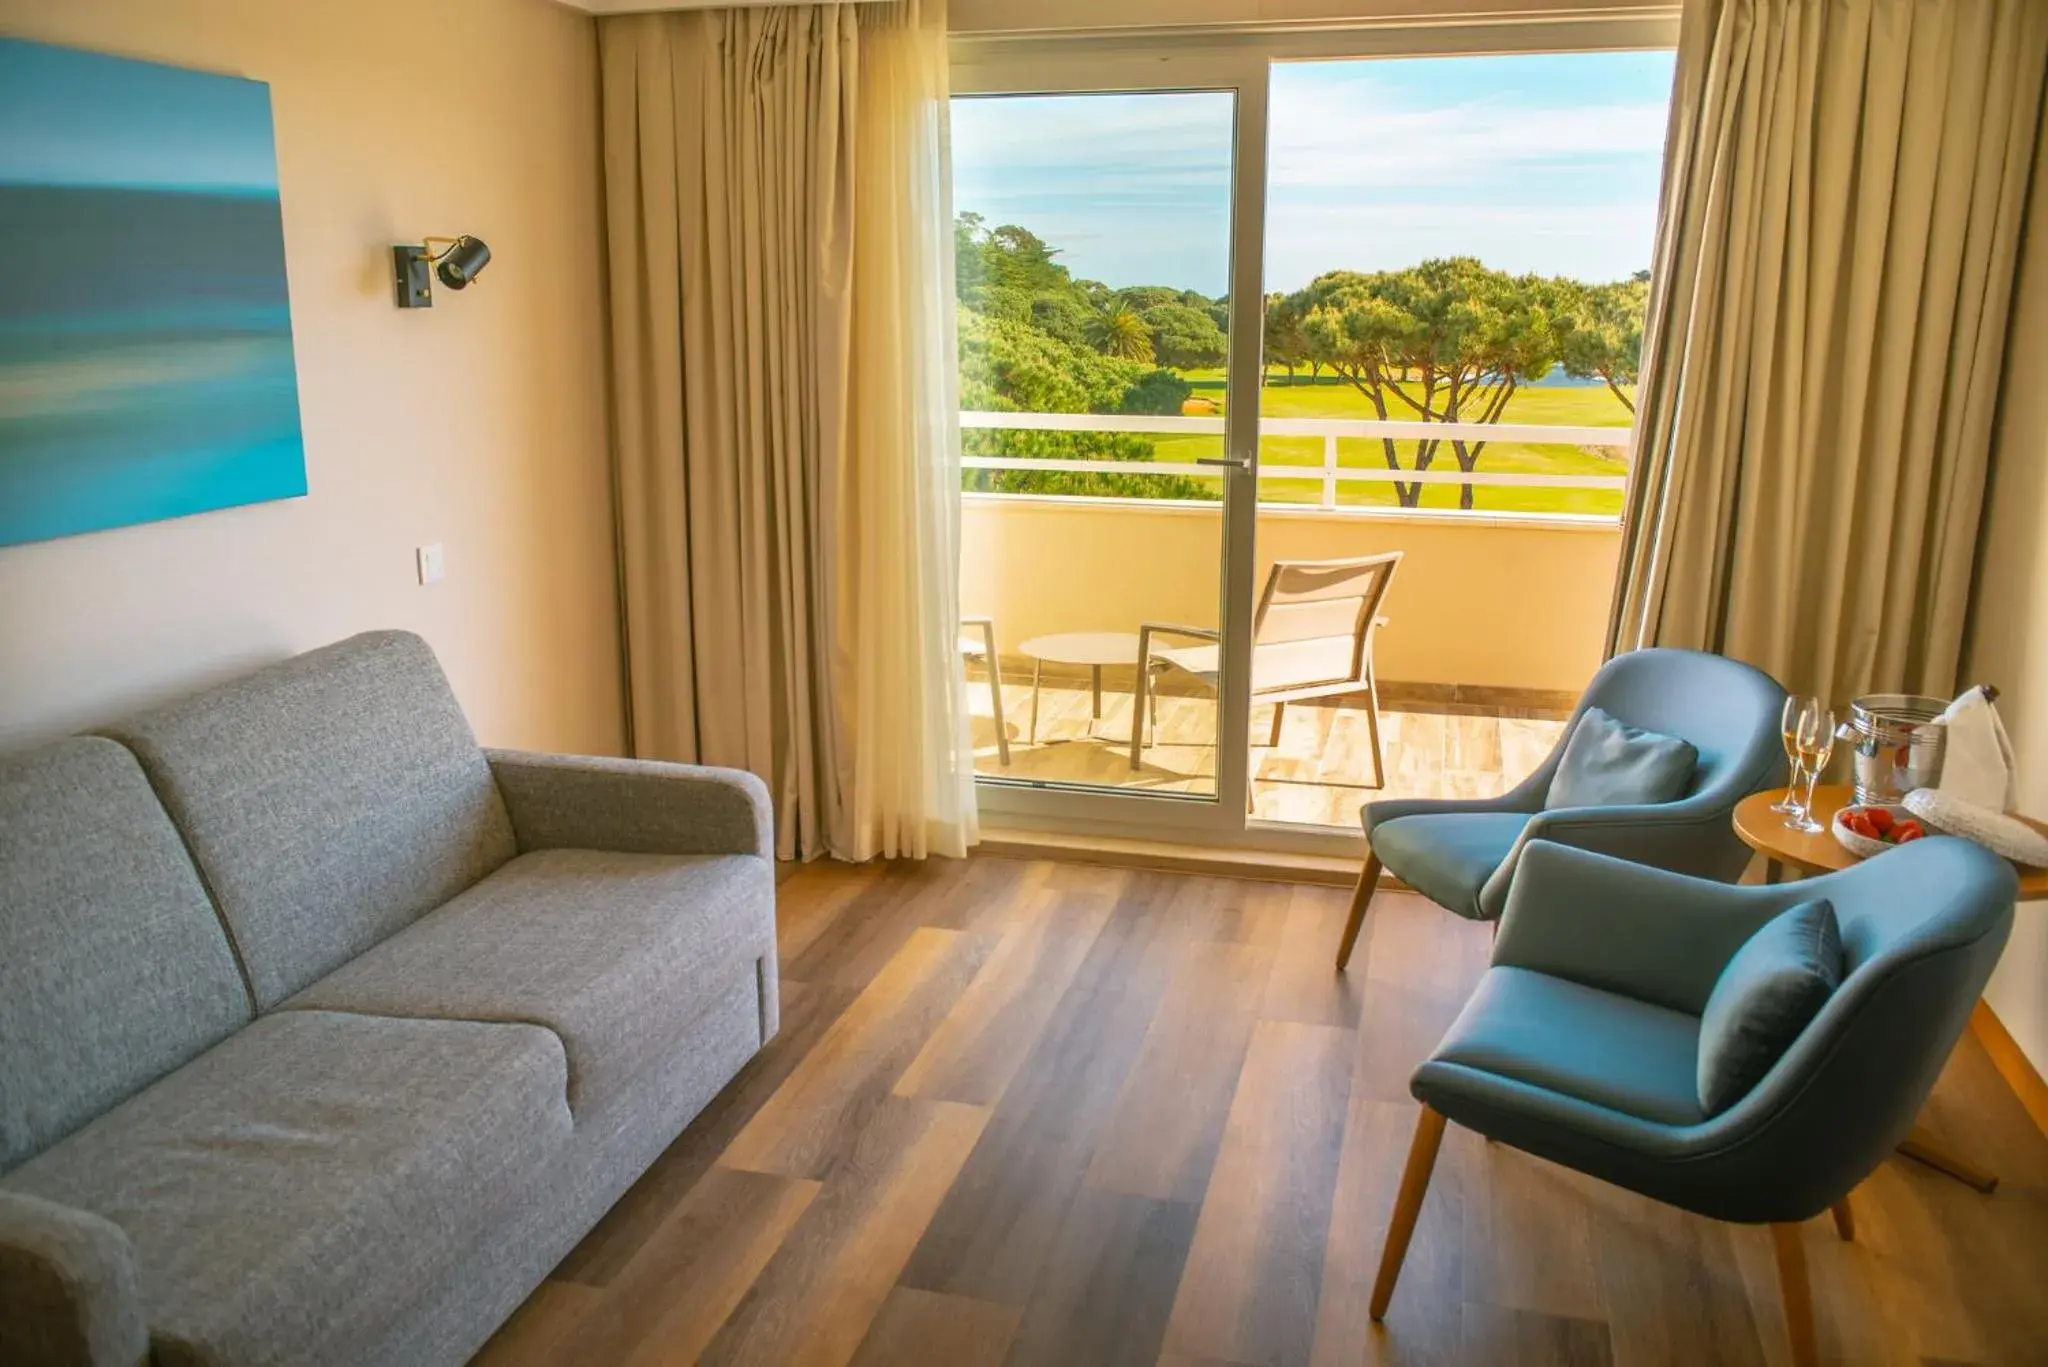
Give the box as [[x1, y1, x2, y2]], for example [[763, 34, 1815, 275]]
[[0, 38, 306, 548]]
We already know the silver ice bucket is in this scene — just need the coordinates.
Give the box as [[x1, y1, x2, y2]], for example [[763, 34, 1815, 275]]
[[1838, 694, 1947, 806]]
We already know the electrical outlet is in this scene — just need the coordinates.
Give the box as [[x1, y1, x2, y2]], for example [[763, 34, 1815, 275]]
[[417, 543, 445, 585]]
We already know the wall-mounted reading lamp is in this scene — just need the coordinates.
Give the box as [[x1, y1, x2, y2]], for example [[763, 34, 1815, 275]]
[[392, 235, 491, 308]]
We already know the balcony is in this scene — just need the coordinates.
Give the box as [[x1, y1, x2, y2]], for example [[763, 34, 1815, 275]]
[[957, 411, 1625, 827]]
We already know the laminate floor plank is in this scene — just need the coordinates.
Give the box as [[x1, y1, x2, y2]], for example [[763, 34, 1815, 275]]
[[480, 859, 2048, 1367], [1163, 1019, 1354, 1367], [899, 873, 1197, 1304], [1084, 936, 1280, 1203], [697, 1098, 989, 1367], [845, 1286, 1021, 1367], [723, 926, 998, 1180]]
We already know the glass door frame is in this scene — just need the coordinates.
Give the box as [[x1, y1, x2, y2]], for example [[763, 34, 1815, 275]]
[[952, 15, 1680, 857]]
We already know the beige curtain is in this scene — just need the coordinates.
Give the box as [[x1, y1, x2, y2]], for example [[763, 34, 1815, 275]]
[[600, 1, 976, 862], [1610, 0, 2048, 703]]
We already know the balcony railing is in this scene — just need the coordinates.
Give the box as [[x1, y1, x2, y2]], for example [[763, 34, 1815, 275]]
[[959, 410, 1631, 514]]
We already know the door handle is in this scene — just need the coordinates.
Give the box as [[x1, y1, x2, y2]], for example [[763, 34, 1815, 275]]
[[1196, 456, 1251, 468]]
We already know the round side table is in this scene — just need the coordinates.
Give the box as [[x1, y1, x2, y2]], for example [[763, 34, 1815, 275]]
[[1018, 632, 1142, 746], [1733, 783, 2048, 1194]]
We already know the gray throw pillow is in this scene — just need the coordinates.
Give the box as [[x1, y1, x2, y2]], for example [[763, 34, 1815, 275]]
[[1544, 705, 1698, 810], [1697, 898, 1844, 1116]]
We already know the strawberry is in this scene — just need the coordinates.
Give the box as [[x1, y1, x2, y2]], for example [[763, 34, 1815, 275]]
[[1890, 819, 1925, 844], [1866, 807, 1895, 836], [1843, 811, 1877, 839]]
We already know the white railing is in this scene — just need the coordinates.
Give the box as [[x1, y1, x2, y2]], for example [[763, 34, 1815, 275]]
[[959, 410, 1631, 512]]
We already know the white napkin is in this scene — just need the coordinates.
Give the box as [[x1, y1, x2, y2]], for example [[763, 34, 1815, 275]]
[[1931, 685, 2018, 814]]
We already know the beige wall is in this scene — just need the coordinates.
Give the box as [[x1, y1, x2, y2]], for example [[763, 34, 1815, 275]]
[[960, 498, 1618, 694], [0, 0, 622, 756], [1969, 121, 2048, 1076]]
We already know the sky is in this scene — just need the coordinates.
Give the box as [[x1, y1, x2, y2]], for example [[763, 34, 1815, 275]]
[[0, 37, 280, 195], [950, 50, 1676, 297]]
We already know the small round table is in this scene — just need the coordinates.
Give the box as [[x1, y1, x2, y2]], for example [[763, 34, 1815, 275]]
[[1733, 783, 2048, 1193], [1019, 632, 1141, 745], [1733, 784, 2048, 893]]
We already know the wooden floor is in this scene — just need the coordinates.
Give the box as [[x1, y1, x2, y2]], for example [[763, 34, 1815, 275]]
[[967, 666, 1567, 829], [476, 858, 2048, 1367]]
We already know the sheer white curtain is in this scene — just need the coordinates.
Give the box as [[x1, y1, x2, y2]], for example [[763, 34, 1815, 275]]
[[599, 0, 976, 861], [843, 1, 977, 859]]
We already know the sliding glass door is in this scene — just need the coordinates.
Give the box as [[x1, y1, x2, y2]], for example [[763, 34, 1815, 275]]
[[952, 49, 1269, 841], [952, 20, 1676, 851]]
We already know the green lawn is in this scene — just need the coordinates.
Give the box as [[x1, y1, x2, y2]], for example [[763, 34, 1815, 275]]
[[1154, 369, 1633, 515]]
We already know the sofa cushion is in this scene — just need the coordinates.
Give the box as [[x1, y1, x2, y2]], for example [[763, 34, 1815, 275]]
[[0, 738, 251, 1173], [102, 631, 517, 1008], [1, 1010, 570, 1367], [287, 849, 776, 1116]]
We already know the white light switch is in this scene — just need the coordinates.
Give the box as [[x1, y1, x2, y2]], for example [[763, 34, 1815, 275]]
[[417, 543, 445, 585]]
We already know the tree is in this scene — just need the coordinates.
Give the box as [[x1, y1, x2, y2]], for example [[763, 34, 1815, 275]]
[[957, 306, 1209, 500], [1292, 259, 1563, 509], [1142, 301, 1227, 371], [1263, 292, 1310, 385], [1088, 303, 1154, 362], [1558, 276, 1647, 413]]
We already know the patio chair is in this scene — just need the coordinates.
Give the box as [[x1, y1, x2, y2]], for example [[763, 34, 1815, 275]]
[[959, 615, 1009, 765], [1129, 553, 1402, 799], [1368, 837, 2018, 1367], [1334, 646, 1786, 970]]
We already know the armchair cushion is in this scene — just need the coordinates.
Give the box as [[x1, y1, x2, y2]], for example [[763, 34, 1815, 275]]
[[1426, 966, 1705, 1127], [1697, 899, 1843, 1116], [1370, 812, 1530, 921], [1545, 706, 1697, 811]]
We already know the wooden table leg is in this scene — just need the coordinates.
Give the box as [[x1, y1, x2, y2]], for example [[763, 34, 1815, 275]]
[[1898, 1124, 2000, 1193], [1765, 858, 1784, 885], [1091, 664, 1102, 720]]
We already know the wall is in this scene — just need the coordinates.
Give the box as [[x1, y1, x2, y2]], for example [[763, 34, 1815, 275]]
[[960, 499, 1618, 695], [1969, 119, 2048, 1076], [0, 0, 622, 756]]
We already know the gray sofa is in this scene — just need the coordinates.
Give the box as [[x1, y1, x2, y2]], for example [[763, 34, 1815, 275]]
[[0, 631, 779, 1367]]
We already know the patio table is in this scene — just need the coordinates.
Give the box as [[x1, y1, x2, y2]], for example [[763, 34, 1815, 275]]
[[1019, 632, 1141, 746]]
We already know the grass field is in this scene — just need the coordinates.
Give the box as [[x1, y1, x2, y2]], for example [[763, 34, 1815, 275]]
[[1150, 369, 1634, 515]]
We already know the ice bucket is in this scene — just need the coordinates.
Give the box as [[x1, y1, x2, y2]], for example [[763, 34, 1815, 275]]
[[1838, 694, 1948, 806]]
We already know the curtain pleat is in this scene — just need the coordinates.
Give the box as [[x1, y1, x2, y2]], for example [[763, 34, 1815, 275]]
[[1609, 0, 2048, 705], [600, 1, 974, 861]]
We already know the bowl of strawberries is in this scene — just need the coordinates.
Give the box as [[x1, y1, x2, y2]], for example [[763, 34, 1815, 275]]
[[1832, 803, 1928, 859]]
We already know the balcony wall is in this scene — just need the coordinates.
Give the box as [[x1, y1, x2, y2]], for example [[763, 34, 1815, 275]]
[[959, 496, 1620, 695]]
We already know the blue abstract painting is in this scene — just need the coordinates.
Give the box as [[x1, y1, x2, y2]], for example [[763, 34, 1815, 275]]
[[0, 39, 306, 548]]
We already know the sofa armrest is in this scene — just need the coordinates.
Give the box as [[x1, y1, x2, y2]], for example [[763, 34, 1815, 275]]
[[1490, 842, 1819, 1015], [0, 1192, 147, 1367], [486, 751, 773, 861]]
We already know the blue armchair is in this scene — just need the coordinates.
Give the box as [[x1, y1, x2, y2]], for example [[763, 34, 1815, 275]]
[[1335, 646, 1787, 969], [1368, 837, 2018, 1367]]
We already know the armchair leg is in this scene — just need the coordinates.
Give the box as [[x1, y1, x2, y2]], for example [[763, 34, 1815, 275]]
[[1267, 699, 1286, 747], [979, 623, 1009, 766], [1370, 1105, 1447, 1322], [1771, 1223, 1818, 1367], [1830, 1196, 1854, 1243], [1335, 851, 1383, 970]]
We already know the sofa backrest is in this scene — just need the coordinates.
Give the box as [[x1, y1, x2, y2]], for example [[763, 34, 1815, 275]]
[[0, 738, 253, 1172], [102, 631, 517, 1008]]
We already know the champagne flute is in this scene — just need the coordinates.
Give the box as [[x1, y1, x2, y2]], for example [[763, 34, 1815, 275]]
[[1786, 702, 1837, 835], [1772, 694, 1813, 813]]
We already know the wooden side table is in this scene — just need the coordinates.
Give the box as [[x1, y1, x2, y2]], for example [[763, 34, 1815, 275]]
[[1732, 784, 2048, 1194]]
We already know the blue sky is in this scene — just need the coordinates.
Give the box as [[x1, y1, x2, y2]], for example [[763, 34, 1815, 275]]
[[0, 38, 280, 195], [951, 50, 1675, 296]]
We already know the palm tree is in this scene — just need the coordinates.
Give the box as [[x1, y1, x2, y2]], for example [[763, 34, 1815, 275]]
[[1088, 303, 1154, 362]]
